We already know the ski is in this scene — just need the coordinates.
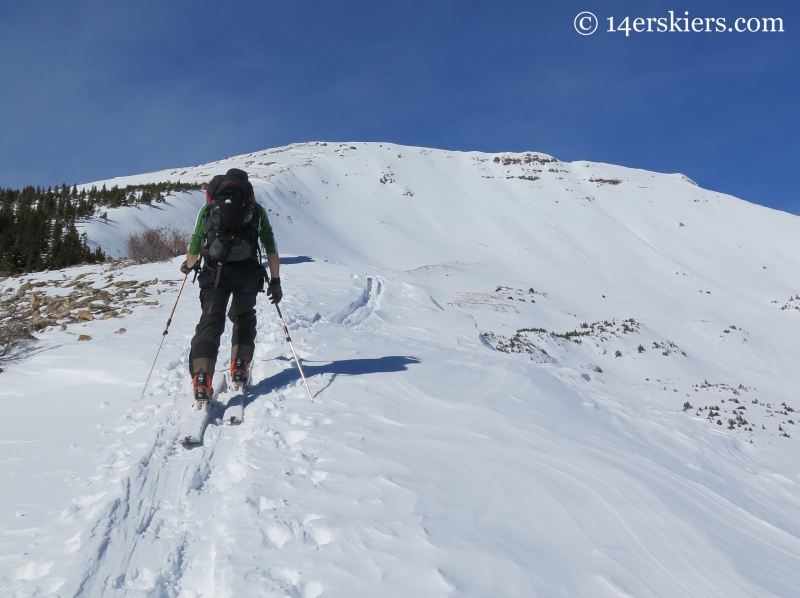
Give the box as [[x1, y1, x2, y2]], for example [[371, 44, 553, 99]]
[[222, 374, 249, 425], [222, 392, 244, 425], [180, 375, 227, 446]]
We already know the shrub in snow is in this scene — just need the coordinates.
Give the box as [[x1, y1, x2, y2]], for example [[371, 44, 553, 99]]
[[126, 228, 190, 263]]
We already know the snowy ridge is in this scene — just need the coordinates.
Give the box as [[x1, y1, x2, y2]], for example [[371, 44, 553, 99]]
[[2, 142, 800, 596]]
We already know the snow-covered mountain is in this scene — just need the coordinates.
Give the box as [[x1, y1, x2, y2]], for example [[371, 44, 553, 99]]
[[3, 142, 800, 597]]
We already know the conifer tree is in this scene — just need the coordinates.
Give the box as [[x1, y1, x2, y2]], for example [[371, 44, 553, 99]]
[[0, 179, 204, 274]]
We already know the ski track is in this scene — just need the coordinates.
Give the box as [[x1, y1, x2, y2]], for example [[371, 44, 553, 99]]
[[65, 275, 441, 598], [62, 298, 287, 596]]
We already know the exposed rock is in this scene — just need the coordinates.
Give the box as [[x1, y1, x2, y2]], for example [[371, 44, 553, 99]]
[[76, 310, 94, 322], [53, 303, 73, 317], [3, 272, 176, 343], [30, 316, 56, 331], [77, 335, 92, 341]]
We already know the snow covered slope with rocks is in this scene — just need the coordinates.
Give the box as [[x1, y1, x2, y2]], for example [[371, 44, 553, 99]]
[[3, 142, 800, 597]]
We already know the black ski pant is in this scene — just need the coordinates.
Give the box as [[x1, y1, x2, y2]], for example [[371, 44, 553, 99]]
[[189, 259, 265, 377]]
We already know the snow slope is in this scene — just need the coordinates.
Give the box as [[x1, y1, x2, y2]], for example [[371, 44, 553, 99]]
[[3, 142, 800, 597]]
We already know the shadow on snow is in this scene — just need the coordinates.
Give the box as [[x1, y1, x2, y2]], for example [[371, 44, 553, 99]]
[[281, 255, 315, 265], [246, 355, 420, 405]]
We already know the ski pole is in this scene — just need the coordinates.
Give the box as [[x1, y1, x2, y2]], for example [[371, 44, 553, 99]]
[[139, 272, 188, 401], [274, 303, 314, 400]]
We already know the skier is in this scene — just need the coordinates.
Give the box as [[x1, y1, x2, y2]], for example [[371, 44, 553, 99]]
[[180, 168, 281, 404]]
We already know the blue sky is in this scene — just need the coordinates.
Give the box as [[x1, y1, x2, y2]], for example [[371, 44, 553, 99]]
[[1, 1, 797, 212]]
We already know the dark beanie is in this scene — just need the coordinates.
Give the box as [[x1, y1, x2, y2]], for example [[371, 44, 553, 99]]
[[226, 168, 248, 181]]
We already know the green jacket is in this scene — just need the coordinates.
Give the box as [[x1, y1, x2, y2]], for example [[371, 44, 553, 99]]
[[187, 202, 277, 255]]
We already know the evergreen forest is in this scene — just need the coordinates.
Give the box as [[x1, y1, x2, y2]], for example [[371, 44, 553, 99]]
[[0, 181, 204, 275]]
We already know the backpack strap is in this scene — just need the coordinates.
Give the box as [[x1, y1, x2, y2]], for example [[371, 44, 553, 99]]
[[205, 262, 224, 315]]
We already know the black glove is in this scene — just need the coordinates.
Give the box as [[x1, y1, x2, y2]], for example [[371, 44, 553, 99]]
[[180, 260, 196, 275], [267, 277, 282, 304]]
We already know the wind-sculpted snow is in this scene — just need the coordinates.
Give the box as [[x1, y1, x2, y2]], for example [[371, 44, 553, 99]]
[[329, 276, 383, 327], [2, 142, 800, 596]]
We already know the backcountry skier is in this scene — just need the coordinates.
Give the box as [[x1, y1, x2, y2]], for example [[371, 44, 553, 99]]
[[180, 168, 281, 405]]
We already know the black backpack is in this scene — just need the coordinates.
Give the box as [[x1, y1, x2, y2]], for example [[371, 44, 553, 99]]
[[203, 170, 260, 264]]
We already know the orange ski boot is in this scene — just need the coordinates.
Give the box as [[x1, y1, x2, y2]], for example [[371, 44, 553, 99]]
[[230, 358, 248, 389], [192, 371, 213, 408]]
